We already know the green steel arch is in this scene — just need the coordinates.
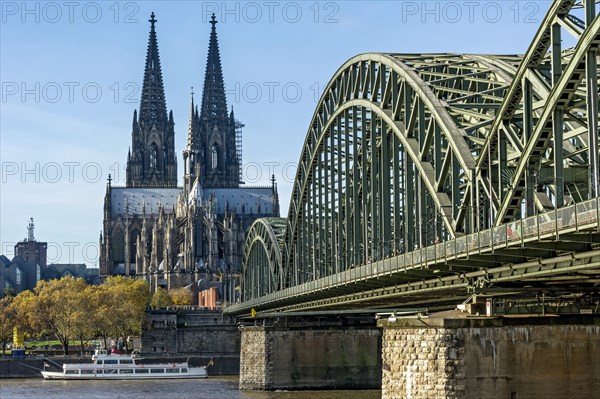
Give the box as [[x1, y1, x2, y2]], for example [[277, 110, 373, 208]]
[[283, 52, 521, 287], [240, 1, 600, 302], [242, 218, 286, 300]]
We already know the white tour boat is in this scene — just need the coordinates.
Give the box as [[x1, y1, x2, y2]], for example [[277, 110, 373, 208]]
[[41, 349, 208, 380]]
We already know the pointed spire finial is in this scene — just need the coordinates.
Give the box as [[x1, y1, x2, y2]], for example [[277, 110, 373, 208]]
[[210, 13, 217, 28], [187, 87, 196, 153], [138, 12, 167, 125], [200, 10, 227, 124]]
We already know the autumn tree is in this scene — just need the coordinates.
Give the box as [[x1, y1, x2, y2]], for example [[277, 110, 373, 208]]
[[4, 276, 152, 355], [100, 277, 150, 351], [89, 284, 112, 350], [72, 284, 97, 356], [0, 296, 16, 355], [170, 287, 193, 306], [32, 277, 89, 355], [150, 288, 173, 309], [10, 290, 39, 342]]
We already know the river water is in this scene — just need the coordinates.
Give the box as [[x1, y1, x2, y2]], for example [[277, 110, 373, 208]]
[[0, 377, 381, 399]]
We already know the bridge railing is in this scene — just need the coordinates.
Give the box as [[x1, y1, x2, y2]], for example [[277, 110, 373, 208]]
[[297, 197, 599, 292]]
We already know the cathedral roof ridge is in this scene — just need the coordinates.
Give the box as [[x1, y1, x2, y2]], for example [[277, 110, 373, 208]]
[[110, 185, 184, 190]]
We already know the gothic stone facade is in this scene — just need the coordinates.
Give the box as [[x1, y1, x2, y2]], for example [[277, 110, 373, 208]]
[[99, 14, 279, 293]]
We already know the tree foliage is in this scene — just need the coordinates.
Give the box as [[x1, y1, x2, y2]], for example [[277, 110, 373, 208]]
[[0, 296, 16, 355], [150, 288, 173, 309], [32, 277, 89, 355], [4, 277, 151, 354], [98, 277, 150, 351], [170, 287, 193, 306]]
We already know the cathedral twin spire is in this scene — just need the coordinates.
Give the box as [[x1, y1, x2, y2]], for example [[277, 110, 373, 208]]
[[127, 12, 240, 190]]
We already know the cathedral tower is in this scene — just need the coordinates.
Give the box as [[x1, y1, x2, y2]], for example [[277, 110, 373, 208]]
[[126, 12, 177, 188], [185, 14, 240, 191]]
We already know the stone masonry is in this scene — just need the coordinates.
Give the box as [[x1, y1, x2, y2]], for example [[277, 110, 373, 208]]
[[239, 328, 273, 389], [379, 311, 600, 399], [141, 308, 240, 374], [239, 317, 381, 390], [381, 324, 466, 398]]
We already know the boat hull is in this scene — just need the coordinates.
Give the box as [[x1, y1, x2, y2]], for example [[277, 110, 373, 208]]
[[41, 368, 208, 380]]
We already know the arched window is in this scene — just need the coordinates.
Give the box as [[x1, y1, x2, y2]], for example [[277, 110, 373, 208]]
[[149, 143, 158, 170], [130, 229, 140, 263], [112, 228, 125, 264], [36, 265, 41, 282], [211, 144, 218, 170], [15, 267, 22, 286]]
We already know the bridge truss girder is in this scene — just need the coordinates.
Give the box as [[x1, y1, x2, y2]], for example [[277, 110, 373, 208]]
[[235, 1, 600, 313]]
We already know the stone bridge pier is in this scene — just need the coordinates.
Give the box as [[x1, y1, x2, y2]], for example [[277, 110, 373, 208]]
[[378, 311, 600, 399], [238, 313, 382, 390], [239, 310, 600, 397]]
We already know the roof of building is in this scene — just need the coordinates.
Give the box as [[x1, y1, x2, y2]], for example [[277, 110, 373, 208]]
[[110, 184, 275, 217], [0, 255, 10, 267], [46, 264, 99, 282], [206, 187, 275, 215], [110, 187, 181, 216]]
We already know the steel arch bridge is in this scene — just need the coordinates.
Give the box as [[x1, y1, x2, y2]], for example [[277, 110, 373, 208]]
[[232, 1, 600, 315]]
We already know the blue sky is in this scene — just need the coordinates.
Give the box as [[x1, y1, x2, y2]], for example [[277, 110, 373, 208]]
[[1, 1, 552, 265]]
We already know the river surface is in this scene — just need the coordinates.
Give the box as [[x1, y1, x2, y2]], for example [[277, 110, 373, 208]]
[[0, 377, 381, 399]]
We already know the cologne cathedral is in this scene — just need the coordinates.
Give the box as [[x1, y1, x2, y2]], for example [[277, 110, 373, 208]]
[[99, 13, 280, 296]]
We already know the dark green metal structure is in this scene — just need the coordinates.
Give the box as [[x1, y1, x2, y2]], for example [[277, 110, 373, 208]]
[[229, 1, 600, 315]]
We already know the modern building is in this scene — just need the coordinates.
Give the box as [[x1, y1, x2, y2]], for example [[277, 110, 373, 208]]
[[99, 13, 279, 295]]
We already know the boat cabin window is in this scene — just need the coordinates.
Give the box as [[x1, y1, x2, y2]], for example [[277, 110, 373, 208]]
[[181, 368, 187, 373], [104, 359, 118, 365], [120, 359, 133, 364], [81, 370, 95, 374], [119, 369, 133, 374], [150, 368, 164, 373], [96, 360, 103, 364], [134, 369, 149, 374], [65, 370, 79, 375], [166, 368, 180, 373]]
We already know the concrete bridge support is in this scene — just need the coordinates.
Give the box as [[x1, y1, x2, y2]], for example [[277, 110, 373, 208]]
[[239, 315, 381, 390], [378, 312, 600, 399]]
